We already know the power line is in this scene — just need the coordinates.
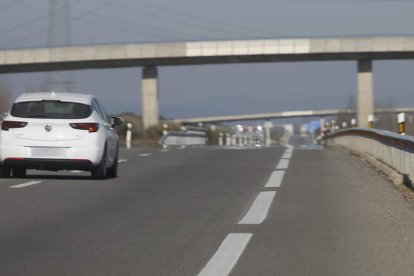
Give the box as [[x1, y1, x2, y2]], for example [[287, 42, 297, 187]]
[[106, 1, 266, 38], [47, 0, 75, 92], [71, 4, 205, 40], [0, 18, 175, 49], [0, 0, 283, 49], [64, 0, 72, 46], [27, 0, 203, 40], [0, 0, 121, 48], [47, 0, 57, 47], [0, 0, 189, 48], [71, 0, 120, 20], [0, 14, 45, 35], [0, 0, 25, 13], [0, 0, 82, 39], [64, 0, 74, 91], [294, 0, 414, 2], [0, 29, 47, 48], [131, 0, 282, 37], [78, 17, 188, 41], [1, 0, 295, 49]]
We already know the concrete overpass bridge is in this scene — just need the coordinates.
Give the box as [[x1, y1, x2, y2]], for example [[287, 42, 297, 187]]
[[172, 107, 414, 124], [1, 36, 414, 128]]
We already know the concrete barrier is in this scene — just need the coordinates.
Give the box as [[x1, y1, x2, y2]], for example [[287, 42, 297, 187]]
[[159, 130, 208, 146], [324, 128, 414, 184]]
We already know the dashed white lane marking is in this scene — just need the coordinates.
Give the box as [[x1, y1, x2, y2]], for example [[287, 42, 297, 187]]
[[276, 158, 290, 170], [139, 153, 151, 157], [198, 233, 252, 276], [161, 149, 169, 152], [118, 159, 128, 163], [239, 191, 277, 224], [282, 152, 292, 159], [265, 171, 285, 188], [10, 181, 42, 189]]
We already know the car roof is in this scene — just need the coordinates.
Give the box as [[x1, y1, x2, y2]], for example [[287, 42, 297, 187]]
[[14, 92, 95, 105]]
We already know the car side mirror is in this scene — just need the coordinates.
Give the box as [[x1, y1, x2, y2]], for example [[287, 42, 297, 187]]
[[1, 113, 8, 121], [110, 116, 123, 127]]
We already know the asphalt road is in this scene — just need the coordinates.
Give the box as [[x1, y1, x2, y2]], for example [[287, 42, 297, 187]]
[[1, 144, 414, 275]]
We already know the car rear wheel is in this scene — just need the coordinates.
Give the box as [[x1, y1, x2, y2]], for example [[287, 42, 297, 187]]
[[107, 147, 118, 179], [0, 165, 11, 178], [107, 158, 118, 179], [91, 148, 107, 180], [12, 167, 27, 178]]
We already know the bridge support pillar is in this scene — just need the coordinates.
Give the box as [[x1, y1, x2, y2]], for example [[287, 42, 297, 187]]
[[319, 117, 325, 136], [142, 66, 160, 129], [357, 60, 374, 128]]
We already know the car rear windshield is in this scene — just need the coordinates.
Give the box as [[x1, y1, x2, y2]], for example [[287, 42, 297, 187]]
[[10, 100, 92, 119]]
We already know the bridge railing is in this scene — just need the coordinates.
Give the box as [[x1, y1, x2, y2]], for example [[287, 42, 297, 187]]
[[324, 128, 414, 183]]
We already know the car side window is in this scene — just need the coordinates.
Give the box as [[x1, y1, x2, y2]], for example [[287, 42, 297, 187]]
[[91, 99, 107, 122], [95, 100, 110, 122]]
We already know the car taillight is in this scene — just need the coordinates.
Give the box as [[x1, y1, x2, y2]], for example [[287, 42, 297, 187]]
[[1, 121, 28, 131], [69, 123, 99, 133]]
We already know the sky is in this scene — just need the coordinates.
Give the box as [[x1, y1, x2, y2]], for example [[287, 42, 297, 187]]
[[1, 0, 414, 120]]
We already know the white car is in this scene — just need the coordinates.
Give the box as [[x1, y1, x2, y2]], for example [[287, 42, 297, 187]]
[[0, 92, 123, 179]]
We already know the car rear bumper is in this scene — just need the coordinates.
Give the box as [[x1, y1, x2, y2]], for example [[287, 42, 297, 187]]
[[0, 145, 103, 166], [0, 129, 106, 166], [2, 158, 94, 171]]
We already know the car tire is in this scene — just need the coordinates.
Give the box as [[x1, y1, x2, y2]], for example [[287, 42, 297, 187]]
[[91, 147, 107, 180], [107, 147, 118, 179], [0, 165, 11, 178], [12, 167, 27, 178]]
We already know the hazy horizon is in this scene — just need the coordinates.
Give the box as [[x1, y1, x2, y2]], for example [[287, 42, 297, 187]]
[[1, 0, 413, 120]]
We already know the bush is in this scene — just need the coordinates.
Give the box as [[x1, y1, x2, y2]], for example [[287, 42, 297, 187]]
[[114, 113, 181, 144]]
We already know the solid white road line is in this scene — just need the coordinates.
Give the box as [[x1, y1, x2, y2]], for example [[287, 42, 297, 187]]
[[139, 153, 151, 157], [265, 171, 285, 188], [10, 181, 42, 189], [239, 191, 277, 224], [276, 159, 290, 170], [282, 152, 292, 159], [198, 233, 253, 276], [118, 159, 128, 163]]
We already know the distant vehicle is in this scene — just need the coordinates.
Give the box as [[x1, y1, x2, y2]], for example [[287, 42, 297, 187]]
[[0, 92, 123, 179]]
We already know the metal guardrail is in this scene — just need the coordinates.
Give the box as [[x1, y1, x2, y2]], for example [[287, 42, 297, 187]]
[[325, 128, 414, 153], [324, 128, 414, 183], [172, 107, 414, 124]]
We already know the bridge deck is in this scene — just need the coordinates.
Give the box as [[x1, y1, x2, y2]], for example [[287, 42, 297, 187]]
[[1, 36, 414, 73]]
